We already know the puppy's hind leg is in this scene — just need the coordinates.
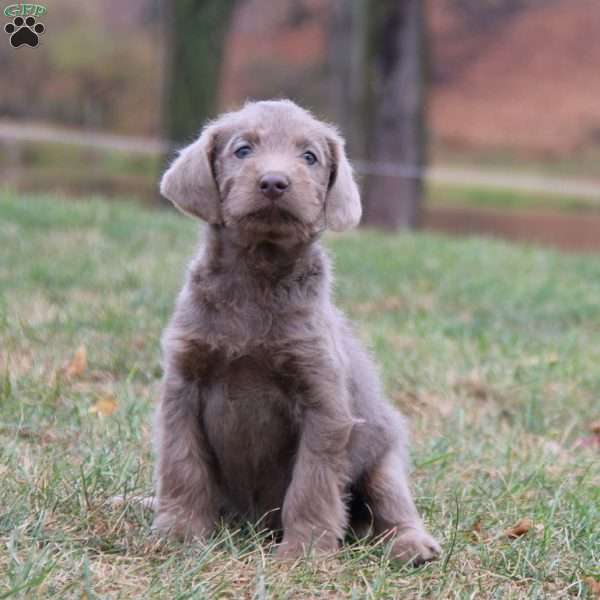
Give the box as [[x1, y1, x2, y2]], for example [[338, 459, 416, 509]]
[[364, 445, 441, 565], [153, 370, 220, 541]]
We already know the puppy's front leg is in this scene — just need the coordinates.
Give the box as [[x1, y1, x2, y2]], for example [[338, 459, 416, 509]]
[[278, 357, 353, 559], [153, 366, 219, 541], [365, 445, 441, 565]]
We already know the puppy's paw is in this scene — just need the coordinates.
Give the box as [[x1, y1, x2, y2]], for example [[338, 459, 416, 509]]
[[275, 539, 305, 561], [152, 510, 212, 542], [276, 534, 339, 560], [390, 528, 441, 566]]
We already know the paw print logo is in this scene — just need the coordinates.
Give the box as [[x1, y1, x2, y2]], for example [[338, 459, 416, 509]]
[[4, 15, 45, 48]]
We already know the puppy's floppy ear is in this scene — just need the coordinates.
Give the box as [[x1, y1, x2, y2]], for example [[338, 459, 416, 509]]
[[325, 131, 362, 232], [160, 125, 221, 223]]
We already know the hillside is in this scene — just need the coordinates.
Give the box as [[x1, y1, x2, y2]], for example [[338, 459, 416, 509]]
[[429, 0, 600, 155], [2, 0, 599, 162], [221, 0, 600, 159]]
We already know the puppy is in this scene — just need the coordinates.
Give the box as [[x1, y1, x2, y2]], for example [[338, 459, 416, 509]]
[[154, 100, 440, 563]]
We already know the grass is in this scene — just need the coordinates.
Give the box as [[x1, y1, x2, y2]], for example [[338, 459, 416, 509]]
[[1, 142, 158, 199], [431, 140, 600, 182], [1, 141, 160, 179], [427, 183, 600, 214], [1, 190, 599, 599]]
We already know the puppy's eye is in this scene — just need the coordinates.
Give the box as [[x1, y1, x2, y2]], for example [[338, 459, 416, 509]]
[[234, 145, 252, 159], [302, 151, 317, 166]]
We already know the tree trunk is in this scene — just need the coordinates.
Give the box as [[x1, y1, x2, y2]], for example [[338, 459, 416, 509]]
[[328, 0, 368, 158], [362, 0, 426, 230], [163, 0, 236, 146], [331, 0, 426, 230]]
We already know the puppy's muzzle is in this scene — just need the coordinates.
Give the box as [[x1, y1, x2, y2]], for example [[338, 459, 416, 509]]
[[259, 172, 290, 201]]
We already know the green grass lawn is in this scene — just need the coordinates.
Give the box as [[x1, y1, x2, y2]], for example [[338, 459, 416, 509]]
[[427, 183, 600, 214], [1, 191, 599, 599]]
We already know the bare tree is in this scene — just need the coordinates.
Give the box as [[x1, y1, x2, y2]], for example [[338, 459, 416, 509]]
[[163, 0, 236, 145], [329, 0, 426, 230], [328, 0, 367, 157]]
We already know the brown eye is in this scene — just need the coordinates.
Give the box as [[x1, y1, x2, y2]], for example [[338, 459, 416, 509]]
[[234, 145, 252, 159], [302, 151, 317, 166]]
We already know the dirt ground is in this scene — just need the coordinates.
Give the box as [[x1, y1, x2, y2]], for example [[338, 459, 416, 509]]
[[424, 204, 600, 253]]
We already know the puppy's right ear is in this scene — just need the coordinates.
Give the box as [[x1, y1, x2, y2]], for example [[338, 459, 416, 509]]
[[325, 131, 362, 232], [160, 125, 221, 223]]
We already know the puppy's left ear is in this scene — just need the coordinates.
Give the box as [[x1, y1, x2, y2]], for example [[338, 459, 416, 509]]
[[160, 124, 222, 223], [325, 132, 362, 232]]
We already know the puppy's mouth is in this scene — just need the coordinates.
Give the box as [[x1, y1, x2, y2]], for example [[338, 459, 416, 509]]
[[234, 205, 312, 244], [244, 205, 301, 225]]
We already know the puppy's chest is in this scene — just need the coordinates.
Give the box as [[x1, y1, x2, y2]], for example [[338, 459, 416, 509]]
[[204, 353, 303, 426], [203, 290, 315, 352], [202, 355, 302, 489], [197, 277, 319, 445]]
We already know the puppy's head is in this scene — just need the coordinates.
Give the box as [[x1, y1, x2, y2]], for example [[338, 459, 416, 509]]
[[160, 100, 361, 243]]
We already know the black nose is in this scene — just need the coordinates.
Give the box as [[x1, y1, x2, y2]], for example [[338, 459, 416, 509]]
[[259, 172, 290, 200]]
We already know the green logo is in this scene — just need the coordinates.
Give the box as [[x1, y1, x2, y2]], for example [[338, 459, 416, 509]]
[[4, 4, 47, 18], [4, 3, 46, 47]]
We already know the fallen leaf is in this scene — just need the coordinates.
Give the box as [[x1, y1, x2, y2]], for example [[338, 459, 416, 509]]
[[89, 394, 118, 417], [6, 426, 60, 444], [585, 577, 600, 599], [65, 345, 87, 379], [391, 389, 453, 419], [453, 374, 499, 402], [573, 435, 600, 450], [469, 517, 485, 541], [505, 517, 533, 539], [573, 420, 600, 450]]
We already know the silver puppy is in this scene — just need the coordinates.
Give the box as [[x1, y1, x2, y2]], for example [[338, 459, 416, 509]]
[[154, 100, 440, 563]]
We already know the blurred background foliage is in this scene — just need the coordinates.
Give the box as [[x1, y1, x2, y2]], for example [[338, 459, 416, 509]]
[[0, 0, 163, 134], [2, 0, 598, 156], [1, 0, 600, 242]]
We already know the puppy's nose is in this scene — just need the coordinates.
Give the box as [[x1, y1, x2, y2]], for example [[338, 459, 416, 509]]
[[259, 172, 290, 200]]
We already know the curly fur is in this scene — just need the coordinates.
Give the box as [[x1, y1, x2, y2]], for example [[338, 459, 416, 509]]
[[153, 100, 440, 563]]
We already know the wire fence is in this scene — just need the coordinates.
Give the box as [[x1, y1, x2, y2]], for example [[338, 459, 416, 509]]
[[1, 119, 600, 201]]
